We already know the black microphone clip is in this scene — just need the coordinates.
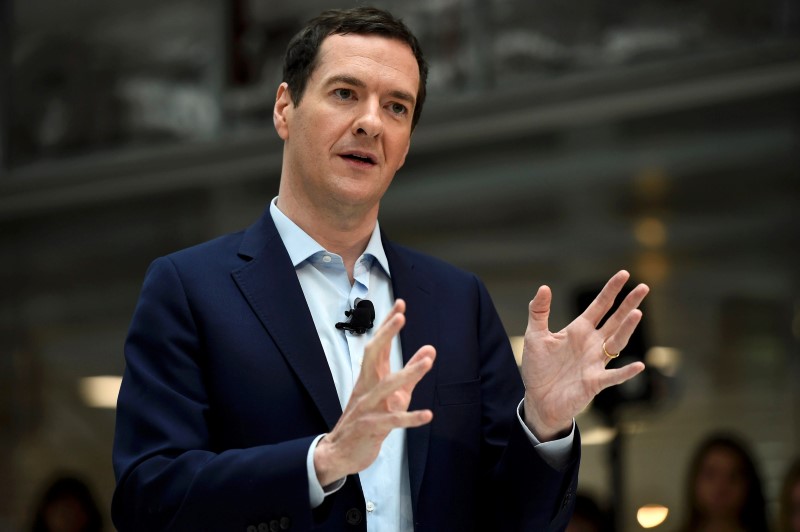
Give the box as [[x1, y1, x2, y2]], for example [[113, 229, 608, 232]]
[[335, 298, 375, 335]]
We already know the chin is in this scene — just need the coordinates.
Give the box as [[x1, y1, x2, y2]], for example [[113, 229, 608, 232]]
[[329, 182, 386, 207]]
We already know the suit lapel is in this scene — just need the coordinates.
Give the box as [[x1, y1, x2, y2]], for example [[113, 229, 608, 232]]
[[384, 236, 438, 513], [231, 211, 343, 431], [231, 214, 436, 505]]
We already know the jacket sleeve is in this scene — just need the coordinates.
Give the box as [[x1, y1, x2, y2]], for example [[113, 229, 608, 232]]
[[111, 257, 317, 531], [473, 275, 580, 532]]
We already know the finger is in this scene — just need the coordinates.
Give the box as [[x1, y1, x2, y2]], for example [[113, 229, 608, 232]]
[[599, 283, 649, 336], [382, 348, 435, 394], [405, 344, 436, 366], [580, 270, 630, 327], [365, 347, 435, 408], [378, 299, 405, 328], [389, 409, 434, 428], [359, 310, 406, 387], [526, 285, 552, 334], [364, 299, 405, 376], [599, 361, 645, 391], [602, 309, 642, 356], [373, 409, 433, 431]]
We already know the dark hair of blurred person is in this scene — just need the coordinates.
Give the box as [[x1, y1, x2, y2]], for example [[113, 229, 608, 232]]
[[30, 475, 103, 532], [681, 433, 769, 532], [282, 6, 428, 130], [780, 458, 800, 532], [566, 493, 609, 532]]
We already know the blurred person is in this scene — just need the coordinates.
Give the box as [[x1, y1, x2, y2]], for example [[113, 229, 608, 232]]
[[566, 493, 609, 532], [681, 433, 769, 532], [779, 458, 800, 532], [30, 475, 103, 532], [112, 6, 650, 531]]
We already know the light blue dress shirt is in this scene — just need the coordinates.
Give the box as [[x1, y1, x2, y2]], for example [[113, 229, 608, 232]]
[[269, 198, 574, 532]]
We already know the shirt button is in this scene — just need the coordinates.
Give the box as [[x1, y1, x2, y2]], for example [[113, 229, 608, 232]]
[[366, 501, 375, 513], [322, 255, 332, 263]]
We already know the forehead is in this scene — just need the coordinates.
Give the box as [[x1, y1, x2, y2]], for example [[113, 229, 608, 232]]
[[702, 447, 744, 469], [312, 33, 420, 90]]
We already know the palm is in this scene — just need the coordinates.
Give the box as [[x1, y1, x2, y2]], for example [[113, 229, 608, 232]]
[[520, 271, 649, 437]]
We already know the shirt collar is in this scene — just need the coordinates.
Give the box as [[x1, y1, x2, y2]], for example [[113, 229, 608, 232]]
[[269, 197, 391, 277]]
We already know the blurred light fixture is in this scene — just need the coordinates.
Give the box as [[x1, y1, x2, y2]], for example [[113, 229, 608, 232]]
[[637, 504, 669, 528], [644, 347, 682, 377], [633, 167, 669, 202], [635, 251, 669, 284], [634, 217, 667, 248], [79, 375, 122, 409], [509, 335, 524, 366], [581, 426, 618, 445]]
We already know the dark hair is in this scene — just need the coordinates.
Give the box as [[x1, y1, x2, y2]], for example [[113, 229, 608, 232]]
[[31, 475, 103, 532], [779, 458, 800, 532], [282, 6, 428, 130], [683, 433, 769, 532]]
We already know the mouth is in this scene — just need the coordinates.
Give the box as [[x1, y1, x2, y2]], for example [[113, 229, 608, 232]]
[[340, 151, 377, 166]]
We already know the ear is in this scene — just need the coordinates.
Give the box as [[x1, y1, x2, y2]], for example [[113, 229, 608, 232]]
[[273, 82, 292, 140]]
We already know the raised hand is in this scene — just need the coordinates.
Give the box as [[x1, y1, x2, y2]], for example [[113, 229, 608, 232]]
[[521, 270, 649, 441], [314, 299, 436, 486]]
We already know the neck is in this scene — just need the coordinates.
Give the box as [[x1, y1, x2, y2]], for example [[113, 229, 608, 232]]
[[276, 189, 377, 283]]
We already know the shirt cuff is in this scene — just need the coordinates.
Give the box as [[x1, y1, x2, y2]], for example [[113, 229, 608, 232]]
[[307, 434, 347, 508], [516, 400, 576, 471]]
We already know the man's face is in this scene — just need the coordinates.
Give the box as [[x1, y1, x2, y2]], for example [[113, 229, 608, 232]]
[[274, 33, 419, 217]]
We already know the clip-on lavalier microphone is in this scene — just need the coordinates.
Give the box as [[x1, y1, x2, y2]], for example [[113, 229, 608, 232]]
[[335, 298, 375, 335]]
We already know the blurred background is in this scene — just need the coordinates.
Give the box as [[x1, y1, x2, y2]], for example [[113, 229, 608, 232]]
[[1, 0, 798, 530]]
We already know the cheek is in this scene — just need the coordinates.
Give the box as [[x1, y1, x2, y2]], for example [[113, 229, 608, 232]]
[[293, 105, 340, 147], [695, 478, 714, 502], [730, 481, 748, 507], [386, 135, 410, 168]]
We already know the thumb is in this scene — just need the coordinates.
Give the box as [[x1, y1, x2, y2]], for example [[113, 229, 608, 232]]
[[527, 285, 552, 333]]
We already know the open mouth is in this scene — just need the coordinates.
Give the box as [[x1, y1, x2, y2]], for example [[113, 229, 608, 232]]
[[341, 153, 376, 165]]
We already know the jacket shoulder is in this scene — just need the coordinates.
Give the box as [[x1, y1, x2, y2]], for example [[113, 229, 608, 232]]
[[167, 230, 246, 263], [389, 241, 477, 284]]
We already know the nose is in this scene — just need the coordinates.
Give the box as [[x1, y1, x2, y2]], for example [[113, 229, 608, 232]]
[[352, 98, 383, 138]]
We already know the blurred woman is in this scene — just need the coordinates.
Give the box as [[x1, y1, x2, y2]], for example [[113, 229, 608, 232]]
[[779, 458, 800, 532], [681, 433, 769, 532], [30, 475, 103, 532]]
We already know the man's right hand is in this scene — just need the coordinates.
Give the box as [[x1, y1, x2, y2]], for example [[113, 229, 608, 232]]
[[313, 299, 436, 487]]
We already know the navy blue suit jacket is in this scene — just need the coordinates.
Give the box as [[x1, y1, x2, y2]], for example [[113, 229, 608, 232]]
[[112, 209, 579, 531]]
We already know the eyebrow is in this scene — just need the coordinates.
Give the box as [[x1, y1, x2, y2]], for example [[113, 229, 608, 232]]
[[324, 74, 416, 107]]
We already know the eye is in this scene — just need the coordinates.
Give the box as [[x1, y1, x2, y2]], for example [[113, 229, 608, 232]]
[[389, 102, 408, 116], [333, 88, 354, 100]]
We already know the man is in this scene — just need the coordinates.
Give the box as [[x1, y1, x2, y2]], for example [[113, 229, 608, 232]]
[[112, 7, 648, 531]]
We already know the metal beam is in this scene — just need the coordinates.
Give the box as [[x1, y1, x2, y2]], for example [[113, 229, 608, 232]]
[[0, 56, 798, 219]]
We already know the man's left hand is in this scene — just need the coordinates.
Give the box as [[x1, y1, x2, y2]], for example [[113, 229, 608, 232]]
[[521, 270, 649, 441]]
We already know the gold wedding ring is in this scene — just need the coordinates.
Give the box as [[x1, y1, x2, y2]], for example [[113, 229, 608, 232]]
[[603, 341, 620, 359]]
